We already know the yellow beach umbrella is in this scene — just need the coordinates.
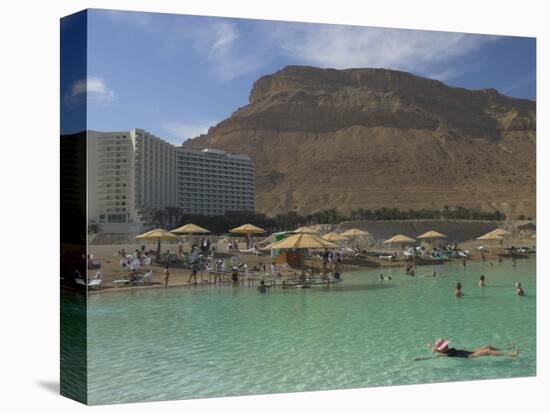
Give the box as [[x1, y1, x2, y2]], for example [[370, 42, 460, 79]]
[[341, 228, 369, 237], [229, 224, 266, 234], [136, 228, 179, 240], [417, 230, 447, 239], [230, 224, 266, 249], [417, 230, 447, 249], [293, 226, 319, 234], [136, 228, 179, 256], [265, 233, 339, 250], [322, 232, 348, 242], [476, 232, 504, 241], [486, 228, 511, 237], [171, 223, 210, 235], [384, 234, 416, 244]]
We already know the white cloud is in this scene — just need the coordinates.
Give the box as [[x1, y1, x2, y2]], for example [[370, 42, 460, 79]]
[[267, 24, 497, 80], [66, 77, 114, 105], [502, 71, 536, 95], [170, 20, 265, 82], [161, 119, 217, 143]]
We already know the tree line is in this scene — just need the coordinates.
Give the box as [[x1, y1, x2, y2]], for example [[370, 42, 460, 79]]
[[144, 205, 506, 234]]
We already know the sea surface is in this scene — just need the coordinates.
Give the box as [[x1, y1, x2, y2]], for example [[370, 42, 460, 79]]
[[85, 258, 536, 404]]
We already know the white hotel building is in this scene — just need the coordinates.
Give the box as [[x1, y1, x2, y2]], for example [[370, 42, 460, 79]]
[[87, 129, 255, 233]]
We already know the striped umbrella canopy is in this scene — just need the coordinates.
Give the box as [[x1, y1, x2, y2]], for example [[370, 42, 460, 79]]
[[265, 233, 339, 250]]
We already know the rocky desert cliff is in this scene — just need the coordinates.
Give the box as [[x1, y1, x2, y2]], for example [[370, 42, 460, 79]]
[[184, 66, 536, 219]]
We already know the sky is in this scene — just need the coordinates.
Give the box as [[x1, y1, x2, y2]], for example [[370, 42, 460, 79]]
[[61, 9, 536, 142]]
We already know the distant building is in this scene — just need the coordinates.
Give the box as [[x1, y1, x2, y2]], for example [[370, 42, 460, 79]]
[[87, 129, 255, 233], [177, 148, 255, 216]]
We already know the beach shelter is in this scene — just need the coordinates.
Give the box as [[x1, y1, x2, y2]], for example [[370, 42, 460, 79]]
[[265, 233, 339, 250], [322, 232, 348, 242], [229, 224, 266, 234], [487, 228, 512, 237], [384, 234, 416, 244], [229, 224, 266, 249], [340, 228, 369, 249], [476, 232, 504, 241], [293, 226, 319, 234], [341, 228, 369, 237], [170, 223, 211, 253], [476, 231, 504, 250], [265, 233, 339, 266], [136, 228, 179, 257], [170, 223, 210, 235], [417, 230, 447, 249], [384, 234, 416, 258]]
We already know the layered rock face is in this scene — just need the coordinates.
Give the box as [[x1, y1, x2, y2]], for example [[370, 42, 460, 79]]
[[184, 66, 536, 218]]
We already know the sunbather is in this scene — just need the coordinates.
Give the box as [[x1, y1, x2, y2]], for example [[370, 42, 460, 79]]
[[427, 339, 518, 358]]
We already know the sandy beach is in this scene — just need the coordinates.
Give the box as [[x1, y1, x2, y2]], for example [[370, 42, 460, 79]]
[[82, 231, 535, 293]]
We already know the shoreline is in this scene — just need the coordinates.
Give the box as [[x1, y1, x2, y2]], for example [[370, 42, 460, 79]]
[[81, 250, 533, 295]]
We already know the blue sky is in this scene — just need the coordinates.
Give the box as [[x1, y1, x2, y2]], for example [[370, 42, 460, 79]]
[[63, 9, 536, 142]]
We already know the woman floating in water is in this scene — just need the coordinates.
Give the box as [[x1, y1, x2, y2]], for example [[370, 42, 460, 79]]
[[419, 339, 518, 360]]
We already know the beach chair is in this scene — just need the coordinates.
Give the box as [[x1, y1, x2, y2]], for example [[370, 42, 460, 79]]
[[88, 278, 103, 289], [142, 270, 153, 284]]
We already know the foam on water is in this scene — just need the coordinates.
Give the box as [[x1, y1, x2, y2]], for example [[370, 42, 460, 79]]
[[86, 258, 536, 404]]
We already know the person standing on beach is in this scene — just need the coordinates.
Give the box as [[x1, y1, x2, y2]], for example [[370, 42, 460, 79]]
[[455, 282, 463, 298], [188, 263, 198, 284], [163, 266, 170, 288]]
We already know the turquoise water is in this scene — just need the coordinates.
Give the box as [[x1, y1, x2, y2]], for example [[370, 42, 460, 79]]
[[87, 258, 536, 404]]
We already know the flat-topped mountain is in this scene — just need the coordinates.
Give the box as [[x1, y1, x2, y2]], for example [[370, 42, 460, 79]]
[[183, 66, 536, 218]]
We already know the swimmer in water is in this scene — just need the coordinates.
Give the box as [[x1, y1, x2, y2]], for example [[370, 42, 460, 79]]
[[478, 275, 485, 287], [516, 282, 525, 296], [426, 339, 518, 359], [257, 280, 268, 293], [455, 282, 463, 298]]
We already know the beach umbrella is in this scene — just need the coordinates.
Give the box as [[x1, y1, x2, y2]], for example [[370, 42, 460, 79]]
[[293, 226, 319, 234], [340, 228, 369, 249], [170, 223, 211, 254], [417, 230, 447, 249], [229, 224, 266, 234], [136, 228, 179, 257], [170, 223, 210, 234], [230, 224, 266, 249], [486, 228, 512, 237], [384, 234, 416, 258], [417, 230, 447, 239], [384, 234, 416, 244], [476, 231, 504, 251], [322, 232, 348, 242], [341, 228, 369, 237], [476, 232, 504, 241], [264, 233, 339, 250]]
